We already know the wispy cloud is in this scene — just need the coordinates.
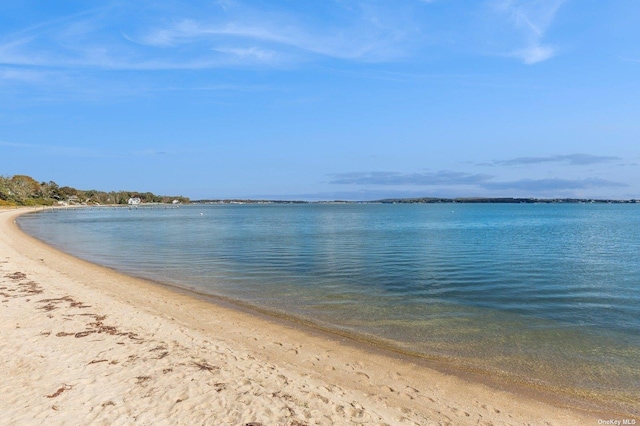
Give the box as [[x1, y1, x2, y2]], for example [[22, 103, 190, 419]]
[[491, 0, 566, 64], [1, 140, 210, 159], [512, 43, 555, 64], [491, 153, 621, 166], [328, 169, 627, 195], [132, 149, 168, 157], [252, 188, 454, 202], [0, 140, 115, 158], [132, 8, 411, 64], [0, 67, 49, 83], [328, 171, 493, 186], [0, 2, 416, 73], [482, 177, 627, 191]]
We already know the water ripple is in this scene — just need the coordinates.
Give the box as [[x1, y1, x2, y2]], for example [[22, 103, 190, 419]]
[[18, 203, 640, 411]]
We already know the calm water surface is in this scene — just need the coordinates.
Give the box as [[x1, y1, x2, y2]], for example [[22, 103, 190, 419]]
[[18, 204, 640, 412]]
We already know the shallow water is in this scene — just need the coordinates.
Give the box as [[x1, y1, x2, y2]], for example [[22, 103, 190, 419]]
[[18, 203, 640, 412]]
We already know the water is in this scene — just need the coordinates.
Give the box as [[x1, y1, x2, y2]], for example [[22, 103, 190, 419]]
[[18, 203, 640, 413]]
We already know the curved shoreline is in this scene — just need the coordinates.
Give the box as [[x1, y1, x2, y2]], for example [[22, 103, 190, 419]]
[[0, 207, 621, 424]]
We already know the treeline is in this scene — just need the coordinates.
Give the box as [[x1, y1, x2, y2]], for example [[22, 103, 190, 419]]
[[0, 174, 190, 206], [376, 197, 639, 204]]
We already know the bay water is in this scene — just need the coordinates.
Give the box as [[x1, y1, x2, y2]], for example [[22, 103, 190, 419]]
[[18, 203, 640, 413]]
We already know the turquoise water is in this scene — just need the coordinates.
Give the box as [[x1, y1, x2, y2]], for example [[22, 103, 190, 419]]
[[18, 204, 640, 413]]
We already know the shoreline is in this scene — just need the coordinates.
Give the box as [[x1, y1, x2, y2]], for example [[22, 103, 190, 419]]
[[129, 274, 639, 418], [0, 207, 623, 424]]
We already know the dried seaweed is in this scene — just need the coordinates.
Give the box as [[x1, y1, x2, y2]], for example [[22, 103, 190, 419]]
[[135, 376, 151, 384], [46, 384, 72, 398], [193, 361, 219, 372], [5, 272, 27, 280]]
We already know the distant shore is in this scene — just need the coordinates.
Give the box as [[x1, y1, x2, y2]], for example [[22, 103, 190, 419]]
[[0, 207, 615, 424], [192, 197, 640, 204]]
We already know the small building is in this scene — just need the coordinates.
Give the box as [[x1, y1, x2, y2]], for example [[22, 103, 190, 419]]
[[128, 197, 141, 205]]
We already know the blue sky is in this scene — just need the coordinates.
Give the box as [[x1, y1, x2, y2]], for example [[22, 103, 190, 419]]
[[1, 0, 639, 200]]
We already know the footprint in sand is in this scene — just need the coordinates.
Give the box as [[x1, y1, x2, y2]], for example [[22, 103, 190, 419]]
[[355, 371, 370, 380]]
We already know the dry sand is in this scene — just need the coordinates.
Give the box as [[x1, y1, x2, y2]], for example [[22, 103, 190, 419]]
[[0, 207, 611, 425]]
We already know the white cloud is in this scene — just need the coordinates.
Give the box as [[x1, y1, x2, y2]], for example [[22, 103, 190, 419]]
[[211, 46, 276, 61], [493, 154, 621, 166], [0, 67, 47, 83], [134, 13, 409, 63], [512, 42, 556, 64], [0, 140, 115, 158], [0, 2, 416, 73], [492, 0, 566, 64]]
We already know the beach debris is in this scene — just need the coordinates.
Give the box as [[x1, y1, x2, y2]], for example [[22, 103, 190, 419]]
[[5, 271, 26, 280], [36, 295, 75, 311], [38, 303, 58, 312], [0, 270, 43, 298], [135, 376, 152, 385], [49, 312, 143, 343], [272, 391, 294, 402], [46, 384, 72, 399], [19, 281, 42, 294], [149, 345, 169, 358], [69, 300, 91, 308], [193, 360, 219, 372]]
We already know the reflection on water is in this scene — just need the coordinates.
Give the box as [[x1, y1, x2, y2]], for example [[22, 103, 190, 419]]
[[18, 203, 640, 413]]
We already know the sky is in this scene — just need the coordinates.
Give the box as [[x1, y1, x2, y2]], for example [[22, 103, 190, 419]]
[[1, 0, 639, 201]]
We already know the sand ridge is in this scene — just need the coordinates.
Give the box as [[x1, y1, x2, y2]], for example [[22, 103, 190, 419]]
[[0, 208, 604, 425]]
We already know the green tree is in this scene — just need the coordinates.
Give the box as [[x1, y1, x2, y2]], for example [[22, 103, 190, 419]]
[[40, 181, 61, 200], [0, 176, 11, 203], [9, 175, 40, 201], [58, 186, 78, 200]]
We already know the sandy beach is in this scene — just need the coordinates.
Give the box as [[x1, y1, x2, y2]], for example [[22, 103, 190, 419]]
[[0, 207, 610, 425]]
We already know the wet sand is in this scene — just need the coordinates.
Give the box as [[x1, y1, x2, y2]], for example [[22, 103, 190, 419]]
[[0, 207, 607, 425]]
